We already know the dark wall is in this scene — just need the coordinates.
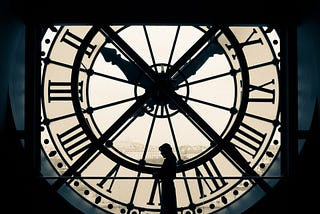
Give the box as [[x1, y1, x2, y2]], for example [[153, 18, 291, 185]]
[[297, 3, 320, 130]]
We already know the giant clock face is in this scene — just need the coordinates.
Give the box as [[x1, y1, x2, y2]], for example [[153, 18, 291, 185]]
[[40, 25, 281, 213]]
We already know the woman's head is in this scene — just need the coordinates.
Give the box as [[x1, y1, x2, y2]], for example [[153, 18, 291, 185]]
[[159, 143, 173, 158]]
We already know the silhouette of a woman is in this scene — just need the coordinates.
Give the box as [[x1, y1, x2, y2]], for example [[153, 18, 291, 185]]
[[158, 143, 177, 214]]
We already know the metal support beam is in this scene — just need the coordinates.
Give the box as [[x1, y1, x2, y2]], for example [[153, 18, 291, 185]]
[[25, 22, 41, 175], [280, 23, 298, 208]]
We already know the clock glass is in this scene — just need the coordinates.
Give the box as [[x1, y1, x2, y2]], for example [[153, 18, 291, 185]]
[[40, 24, 282, 213]]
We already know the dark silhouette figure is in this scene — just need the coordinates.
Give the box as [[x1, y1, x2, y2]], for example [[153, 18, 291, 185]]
[[158, 143, 177, 214]]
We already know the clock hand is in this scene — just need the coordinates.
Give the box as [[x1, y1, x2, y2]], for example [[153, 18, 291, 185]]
[[166, 27, 219, 81], [171, 39, 223, 85], [101, 26, 157, 87], [101, 47, 152, 88]]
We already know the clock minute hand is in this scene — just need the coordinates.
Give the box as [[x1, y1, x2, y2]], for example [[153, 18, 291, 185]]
[[101, 47, 152, 88], [165, 26, 219, 85], [172, 39, 223, 85]]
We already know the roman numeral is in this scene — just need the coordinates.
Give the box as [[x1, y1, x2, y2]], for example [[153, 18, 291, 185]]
[[147, 175, 161, 205], [56, 124, 90, 159], [237, 28, 263, 49], [195, 159, 228, 199], [61, 29, 97, 58], [231, 122, 266, 158], [249, 79, 275, 103], [48, 80, 83, 102], [96, 164, 120, 193], [226, 28, 263, 59]]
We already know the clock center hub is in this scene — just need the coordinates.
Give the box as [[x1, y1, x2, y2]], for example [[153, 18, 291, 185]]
[[150, 72, 176, 106]]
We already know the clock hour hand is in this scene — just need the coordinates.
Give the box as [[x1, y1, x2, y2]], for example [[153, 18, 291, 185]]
[[101, 47, 152, 88], [171, 39, 223, 85]]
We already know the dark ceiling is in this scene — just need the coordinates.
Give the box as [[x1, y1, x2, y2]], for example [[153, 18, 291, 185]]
[[7, 0, 317, 25]]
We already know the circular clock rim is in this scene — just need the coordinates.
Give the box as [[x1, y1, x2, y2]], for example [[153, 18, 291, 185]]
[[69, 25, 252, 173]]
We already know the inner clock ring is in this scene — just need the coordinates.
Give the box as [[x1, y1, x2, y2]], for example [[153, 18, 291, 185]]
[[134, 63, 190, 118], [71, 26, 249, 173]]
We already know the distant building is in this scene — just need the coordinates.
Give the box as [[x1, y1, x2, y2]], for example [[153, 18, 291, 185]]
[[115, 141, 208, 163]]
